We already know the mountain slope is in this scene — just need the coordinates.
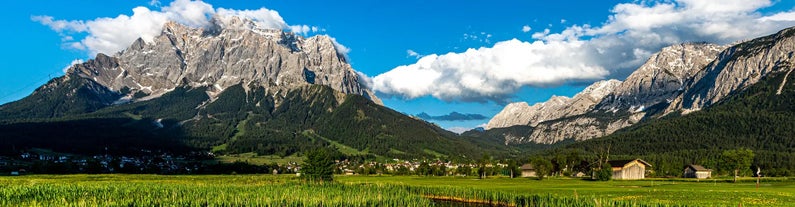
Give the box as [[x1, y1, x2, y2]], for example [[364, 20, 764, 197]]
[[486, 79, 622, 130], [0, 73, 121, 121], [563, 66, 795, 176], [0, 17, 489, 159], [72, 18, 379, 104], [671, 27, 795, 113], [479, 28, 795, 144]]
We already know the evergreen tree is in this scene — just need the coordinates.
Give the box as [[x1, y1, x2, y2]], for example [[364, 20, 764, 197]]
[[302, 148, 335, 182]]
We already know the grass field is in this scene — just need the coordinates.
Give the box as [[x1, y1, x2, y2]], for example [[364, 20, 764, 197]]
[[1, 174, 793, 206], [338, 176, 795, 206]]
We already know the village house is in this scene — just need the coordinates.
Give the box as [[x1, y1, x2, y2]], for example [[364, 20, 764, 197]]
[[520, 164, 536, 177], [608, 159, 651, 180], [683, 164, 712, 179]]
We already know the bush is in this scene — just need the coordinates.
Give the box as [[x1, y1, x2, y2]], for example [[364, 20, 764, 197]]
[[597, 163, 612, 181]]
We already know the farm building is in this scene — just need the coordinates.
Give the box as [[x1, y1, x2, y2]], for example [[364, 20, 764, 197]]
[[683, 165, 712, 179], [607, 159, 651, 180], [520, 164, 536, 177]]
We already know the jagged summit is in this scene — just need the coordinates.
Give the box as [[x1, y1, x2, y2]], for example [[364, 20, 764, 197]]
[[485, 79, 621, 129], [482, 27, 795, 144], [66, 16, 380, 105], [597, 43, 726, 112]]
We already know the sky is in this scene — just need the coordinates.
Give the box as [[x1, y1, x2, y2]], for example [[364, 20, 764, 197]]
[[1, 0, 795, 133]]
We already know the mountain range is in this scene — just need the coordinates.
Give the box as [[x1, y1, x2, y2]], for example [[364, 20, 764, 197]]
[[0, 16, 496, 159], [481, 27, 795, 145], [1, 15, 794, 166]]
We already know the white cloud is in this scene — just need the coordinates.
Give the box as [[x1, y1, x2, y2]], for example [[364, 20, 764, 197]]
[[462, 32, 493, 43], [149, 0, 161, 7], [372, 0, 795, 103], [161, 0, 214, 28], [31, 15, 87, 33], [288, 24, 321, 36], [216, 7, 289, 30], [329, 37, 350, 61], [760, 11, 795, 21], [521, 25, 531, 33], [63, 59, 84, 73], [34, 0, 327, 57], [406, 49, 421, 58], [81, 7, 169, 56], [373, 39, 608, 102], [446, 127, 471, 134], [66, 42, 86, 50], [531, 28, 550, 39]]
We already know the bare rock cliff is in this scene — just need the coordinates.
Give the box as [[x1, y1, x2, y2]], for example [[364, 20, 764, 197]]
[[486, 79, 621, 130], [488, 43, 727, 144], [670, 28, 795, 114], [67, 16, 381, 106]]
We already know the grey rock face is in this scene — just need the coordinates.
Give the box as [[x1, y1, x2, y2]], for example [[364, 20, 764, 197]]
[[66, 16, 381, 106], [488, 43, 728, 144], [492, 27, 795, 145], [486, 79, 621, 130], [671, 28, 795, 114], [598, 43, 726, 112]]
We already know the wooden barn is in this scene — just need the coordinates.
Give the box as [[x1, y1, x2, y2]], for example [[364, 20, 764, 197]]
[[608, 159, 651, 180], [683, 165, 712, 179], [520, 164, 536, 177]]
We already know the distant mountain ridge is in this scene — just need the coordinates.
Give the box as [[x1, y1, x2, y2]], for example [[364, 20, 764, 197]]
[[481, 27, 795, 145]]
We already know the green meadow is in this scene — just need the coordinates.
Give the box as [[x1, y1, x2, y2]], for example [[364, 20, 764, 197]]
[[1, 174, 793, 206], [338, 176, 795, 206]]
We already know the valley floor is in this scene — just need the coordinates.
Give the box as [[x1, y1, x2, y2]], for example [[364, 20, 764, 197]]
[[1, 174, 793, 206]]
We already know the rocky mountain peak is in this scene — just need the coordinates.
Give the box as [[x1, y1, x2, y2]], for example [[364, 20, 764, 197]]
[[65, 17, 380, 105], [671, 28, 795, 113], [485, 79, 621, 129], [597, 43, 726, 112], [577, 79, 623, 102], [482, 27, 795, 145]]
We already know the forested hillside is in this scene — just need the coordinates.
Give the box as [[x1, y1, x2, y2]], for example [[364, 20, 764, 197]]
[[0, 84, 498, 159], [561, 67, 795, 176]]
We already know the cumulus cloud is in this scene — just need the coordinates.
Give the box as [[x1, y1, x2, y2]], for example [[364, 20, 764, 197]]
[[521, 25, 531, 33], [33, 0, 325, 56], [372, 0, 795, 103], [288, 25, 320, 36], [62, 59, 84, 73], [149, 0, 161, 7], [329, 37, 351, 61], [373, 39, 607, 102], [31, 15, 87, 32], [406, 49, 421, 59]]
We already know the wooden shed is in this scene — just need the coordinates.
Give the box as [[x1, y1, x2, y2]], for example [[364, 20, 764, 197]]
[[683, 165, 712, 179], [520, 164, 536, 177], [607, 159, 651, 180]]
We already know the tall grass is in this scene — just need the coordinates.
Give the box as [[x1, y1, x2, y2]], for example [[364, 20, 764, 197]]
[[0, 175, 431, 207], [0, 175, 777, 206], [405, 185, 689, 207]]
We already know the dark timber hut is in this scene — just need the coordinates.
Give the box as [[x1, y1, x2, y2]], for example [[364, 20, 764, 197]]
[[683, 165, 712, 179]]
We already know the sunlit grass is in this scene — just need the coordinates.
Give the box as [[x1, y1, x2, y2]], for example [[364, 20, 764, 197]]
[[1, 174, 793, 206]]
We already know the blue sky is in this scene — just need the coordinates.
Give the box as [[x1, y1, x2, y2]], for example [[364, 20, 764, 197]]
[[2, 0, 795, 132]]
